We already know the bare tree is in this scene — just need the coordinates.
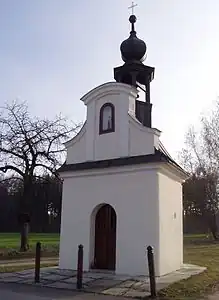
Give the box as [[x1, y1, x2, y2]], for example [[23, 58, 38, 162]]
[[183, 173, 219, 238], [0, 101, 79, 251], [180, 100, 219, 239]]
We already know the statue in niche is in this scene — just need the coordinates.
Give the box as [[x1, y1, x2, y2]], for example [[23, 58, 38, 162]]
[[99, 103, 115, 134], [102, 105, 113, 131]]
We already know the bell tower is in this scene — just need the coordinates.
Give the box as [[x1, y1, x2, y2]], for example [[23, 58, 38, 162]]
[[114, 14, 155, 128]]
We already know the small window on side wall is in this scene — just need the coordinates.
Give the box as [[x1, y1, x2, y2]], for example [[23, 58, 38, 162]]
[[99, 103, 115, 135]]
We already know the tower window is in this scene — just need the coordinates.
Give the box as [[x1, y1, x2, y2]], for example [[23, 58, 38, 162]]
[[99, 103, 115, 134]]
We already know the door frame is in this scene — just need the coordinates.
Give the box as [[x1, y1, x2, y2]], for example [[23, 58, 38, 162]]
[[89, 203, 117, 271]]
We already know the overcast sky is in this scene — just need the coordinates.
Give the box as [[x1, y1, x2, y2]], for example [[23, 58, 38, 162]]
[[0, 0, 219, 159]]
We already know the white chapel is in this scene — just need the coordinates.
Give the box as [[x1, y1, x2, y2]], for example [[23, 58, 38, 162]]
[[58, 13, 188, 277]]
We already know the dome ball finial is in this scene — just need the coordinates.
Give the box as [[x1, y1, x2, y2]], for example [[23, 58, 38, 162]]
[[129, 15, 137, 24]]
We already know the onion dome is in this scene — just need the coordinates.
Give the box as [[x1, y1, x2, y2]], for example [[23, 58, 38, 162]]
[[120, 15, 147, 63]]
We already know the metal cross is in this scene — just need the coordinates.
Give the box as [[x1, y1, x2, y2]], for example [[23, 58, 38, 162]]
[[128, 1, 138, 15]]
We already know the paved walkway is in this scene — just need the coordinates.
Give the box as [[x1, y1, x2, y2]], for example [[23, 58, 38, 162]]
[[0, 257, 58, 267], [0, 282, 130, 300], [0, 264, 206, 299]]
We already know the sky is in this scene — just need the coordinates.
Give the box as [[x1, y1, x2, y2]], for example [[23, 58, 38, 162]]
[[0, 0, 219, 160]]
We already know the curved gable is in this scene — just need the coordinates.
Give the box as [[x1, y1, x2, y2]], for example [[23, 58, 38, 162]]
[[65, 122, 87, 164], [65, 122, 86, 148], [80, 82, 137, 105]]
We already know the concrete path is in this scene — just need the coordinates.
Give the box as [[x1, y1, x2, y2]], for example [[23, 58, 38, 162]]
[[0, 283, 130, 300], [0, 264, 206, 299], [1, 282, 219, 300], [0, 257, 58, 267]]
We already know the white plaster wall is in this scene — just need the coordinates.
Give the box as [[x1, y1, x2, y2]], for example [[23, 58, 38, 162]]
[[158, 171, 183, 276], [65, 82, 161, 164], [93, 92, 131, 160], [88, 84, 138, 161], [85, 99, 96, 161], [128, 117, 160, 157], [59, 165, 160, 276]]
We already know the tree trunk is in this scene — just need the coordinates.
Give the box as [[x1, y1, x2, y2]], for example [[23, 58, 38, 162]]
[[20, 222, 30, 252], [19, 180, 32, 252], [209, 224, 218, 240], [208, 214, 218, 240]]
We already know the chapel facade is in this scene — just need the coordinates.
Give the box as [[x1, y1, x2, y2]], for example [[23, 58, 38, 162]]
[[58, 13, 188, 276]]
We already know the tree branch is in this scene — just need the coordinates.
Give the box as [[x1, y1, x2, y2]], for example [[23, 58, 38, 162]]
[[0, 165, 24, 177]]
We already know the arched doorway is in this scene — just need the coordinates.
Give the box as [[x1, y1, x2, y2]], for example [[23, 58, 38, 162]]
[[94, 204, 116, 270]]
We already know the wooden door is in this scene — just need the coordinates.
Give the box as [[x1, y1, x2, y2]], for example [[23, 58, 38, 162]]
[[94, 204, 116, 270]]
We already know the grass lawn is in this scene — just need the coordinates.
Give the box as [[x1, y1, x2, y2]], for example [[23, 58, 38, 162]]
[[159, 234, 219, 299], [0, 233, 59, 260]]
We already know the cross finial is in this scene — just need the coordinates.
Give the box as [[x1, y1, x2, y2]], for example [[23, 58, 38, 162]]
[[128, 1, 138, 15]]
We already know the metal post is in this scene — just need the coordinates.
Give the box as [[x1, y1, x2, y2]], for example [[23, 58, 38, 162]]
[[35, 242, 41, 283], [145, 80, 150, 103], [147, 246, 156, 298], [77, 244, 84, 289]]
